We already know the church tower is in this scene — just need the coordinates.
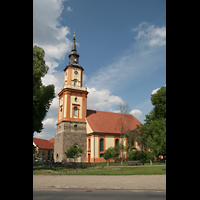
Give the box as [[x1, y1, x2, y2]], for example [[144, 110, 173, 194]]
[[54, 35, 88, 163]]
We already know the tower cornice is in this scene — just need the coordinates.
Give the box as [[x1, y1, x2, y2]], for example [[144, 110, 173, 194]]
[[58, 86, 88, 97], [63, 63, 84, 72]]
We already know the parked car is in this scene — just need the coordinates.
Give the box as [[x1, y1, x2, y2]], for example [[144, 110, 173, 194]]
[[35, 158, 43, 163]]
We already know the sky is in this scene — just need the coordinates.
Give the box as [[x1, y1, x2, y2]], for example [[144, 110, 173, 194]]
[[33, 0, 166, 140]]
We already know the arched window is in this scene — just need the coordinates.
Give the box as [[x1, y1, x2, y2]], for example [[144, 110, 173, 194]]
[[88, 139, 90, 149], [100, 138, 104, 152], [74, 80, 77, 86], [74, 107, 78, 116], [115, 139, 119, 146]]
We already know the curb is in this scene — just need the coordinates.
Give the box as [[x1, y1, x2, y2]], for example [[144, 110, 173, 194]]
[[33, 188, 166, 191]]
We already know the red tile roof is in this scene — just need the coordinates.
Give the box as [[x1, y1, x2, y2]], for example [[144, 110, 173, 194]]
[[33, 137, 54, 150], [86, 109, 141, 134], [48, 138, 54, 144]]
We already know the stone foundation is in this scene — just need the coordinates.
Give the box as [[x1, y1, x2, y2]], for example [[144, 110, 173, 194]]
[[54, 121, 87, 163]]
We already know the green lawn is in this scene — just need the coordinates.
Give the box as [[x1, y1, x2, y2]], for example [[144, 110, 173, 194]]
[[33, 165, 166, 175]]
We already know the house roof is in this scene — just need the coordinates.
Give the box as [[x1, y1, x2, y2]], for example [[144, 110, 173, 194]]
[[33, 138, 54, 150], [48, 138, 54, 144], [86, 109, 141, 134]]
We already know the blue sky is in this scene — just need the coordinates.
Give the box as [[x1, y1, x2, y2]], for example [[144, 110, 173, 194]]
[[33, 0, 166, 140]]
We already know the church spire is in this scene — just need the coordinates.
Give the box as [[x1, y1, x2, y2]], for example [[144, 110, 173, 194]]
[[68, 35, 79, 61], [72, 34, 76, 51]]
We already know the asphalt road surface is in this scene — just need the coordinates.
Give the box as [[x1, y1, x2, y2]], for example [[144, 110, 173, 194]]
[[33, 189, 166, 200]]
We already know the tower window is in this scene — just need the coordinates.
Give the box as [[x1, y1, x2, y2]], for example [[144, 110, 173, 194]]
[[74, 107, 78, 116], [74, 80, 77, 86]]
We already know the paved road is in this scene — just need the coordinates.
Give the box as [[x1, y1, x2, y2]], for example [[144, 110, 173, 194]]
[[33, 175, 166, 190], [33, 189, 166, 200]]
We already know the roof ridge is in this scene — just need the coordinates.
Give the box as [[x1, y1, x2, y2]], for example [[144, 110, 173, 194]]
[[87, 109, 132, 115]]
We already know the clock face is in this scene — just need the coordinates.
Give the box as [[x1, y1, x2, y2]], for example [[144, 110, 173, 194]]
[[74, 58, 77, 62], [74, 71, 78, 75]]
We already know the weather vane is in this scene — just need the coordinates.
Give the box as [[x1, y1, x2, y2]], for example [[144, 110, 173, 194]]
[[73, 29, 75, 38]]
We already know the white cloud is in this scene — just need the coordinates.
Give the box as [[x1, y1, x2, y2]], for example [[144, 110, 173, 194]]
[[83, 74, 87, 84], [33, 0, 71, 140], [66, 6, 73, 12], [42, 70, 64, 94], [151, 88, 160, 95], [45, 97, 59, 120], [43, 118, 57, 127], [132, 22, 166, 47], [34, 118, 57, 140], [33, 0, 72, 62], [87, 87, 124, 111], [151, 85, 166, 95], [130, 109, 143, 120]]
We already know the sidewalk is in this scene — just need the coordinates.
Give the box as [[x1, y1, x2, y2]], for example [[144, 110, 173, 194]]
[[33, 175, 166, 190]]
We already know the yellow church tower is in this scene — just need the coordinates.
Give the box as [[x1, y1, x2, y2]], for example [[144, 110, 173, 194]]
[[54, 35, 89, 163]]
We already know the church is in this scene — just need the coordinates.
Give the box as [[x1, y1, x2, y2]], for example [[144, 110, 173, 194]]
[[54, 35, 142, 163]]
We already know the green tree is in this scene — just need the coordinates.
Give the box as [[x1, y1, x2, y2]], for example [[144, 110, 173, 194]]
[[65, 145, 84, 162], [33, 45, 55, 134], [128, 150, 154, 163], [128, 150, 141, 161], [137, 86, 166, 158], [103, 147, 114, 166], [125, 128, 141, 154], [112, 145, 120, 162]]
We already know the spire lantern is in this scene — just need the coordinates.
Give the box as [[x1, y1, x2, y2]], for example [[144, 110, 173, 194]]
[[68, 35, 80, 64], [72, 35, 76, 51]]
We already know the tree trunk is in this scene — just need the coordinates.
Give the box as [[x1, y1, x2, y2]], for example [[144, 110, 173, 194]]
[[107, 160, 109, 166]]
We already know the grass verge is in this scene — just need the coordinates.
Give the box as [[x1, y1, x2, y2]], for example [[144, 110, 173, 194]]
[[33, 165, 166, 175]]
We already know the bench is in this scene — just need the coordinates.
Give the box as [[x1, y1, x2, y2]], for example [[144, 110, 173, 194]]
[[128, 160, 140, 165]]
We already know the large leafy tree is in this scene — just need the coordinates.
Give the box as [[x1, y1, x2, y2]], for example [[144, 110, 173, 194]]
[[33, 45, 55, 134], [137, 86, 166, 158]]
